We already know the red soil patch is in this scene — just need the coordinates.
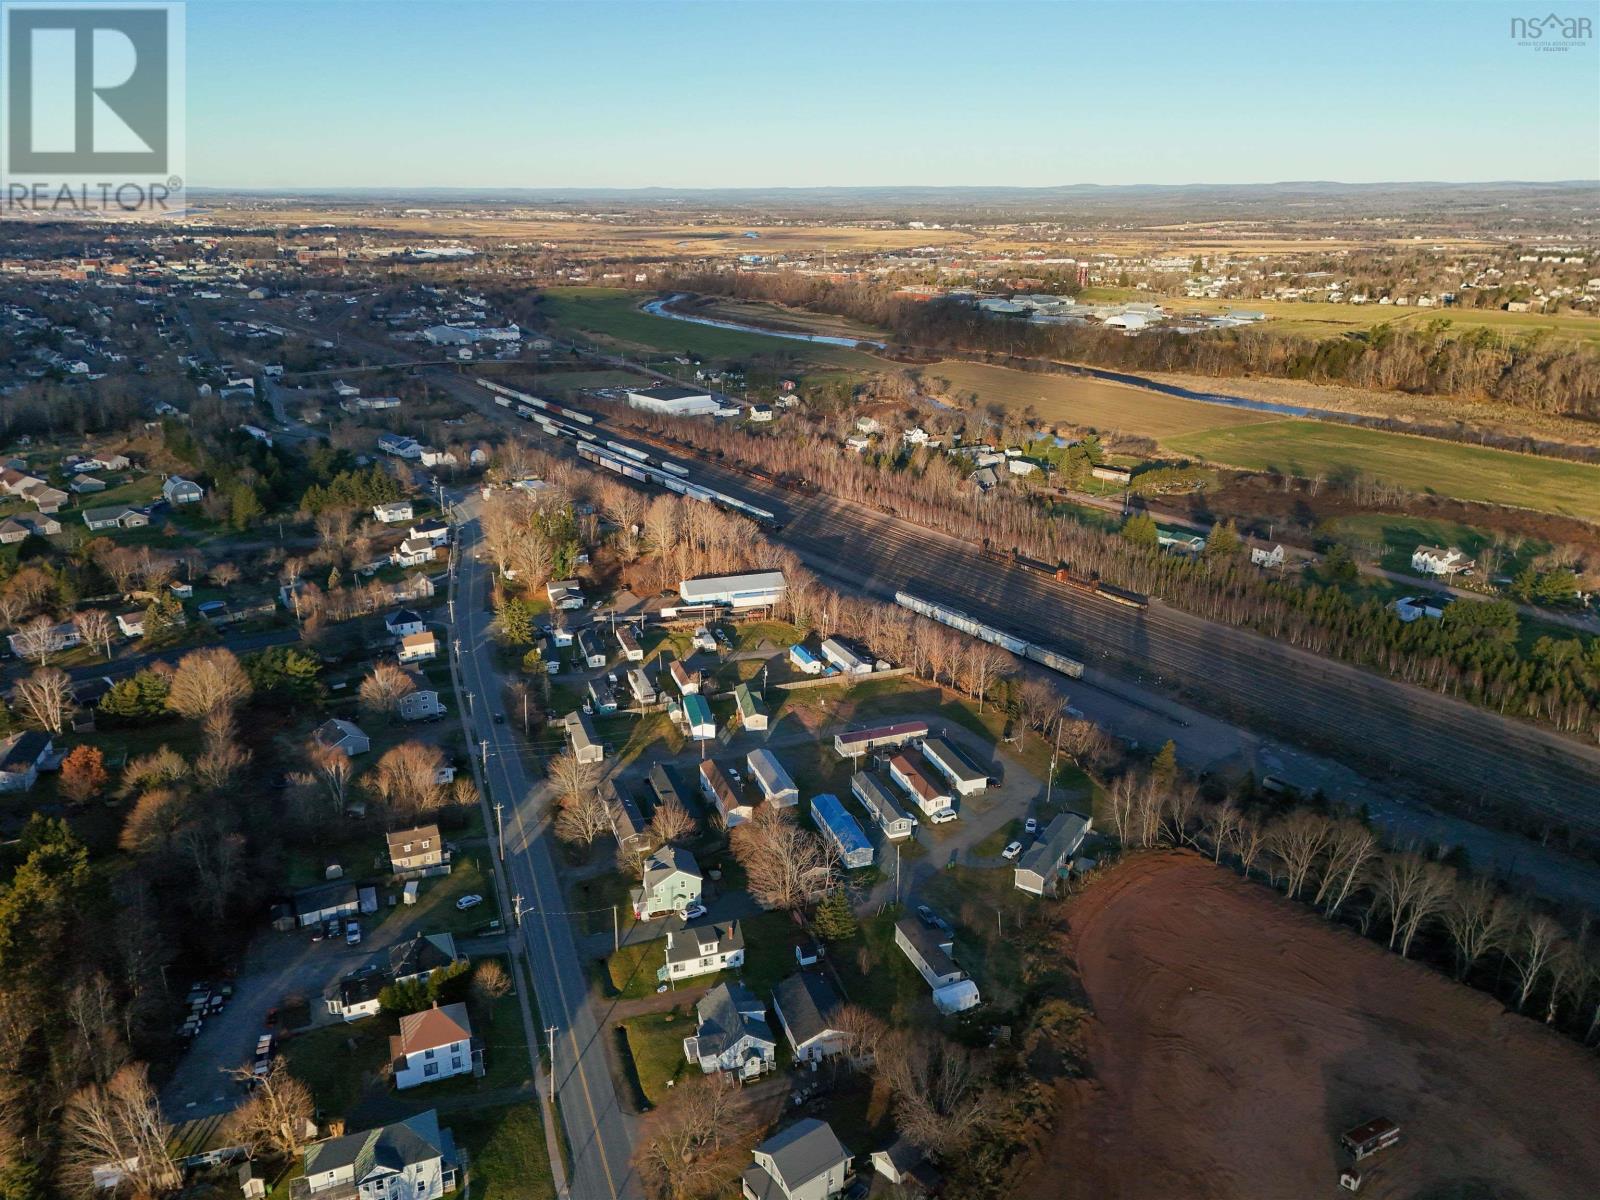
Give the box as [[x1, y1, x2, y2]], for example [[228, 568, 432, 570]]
[[1034, 852, 1600, 1200]]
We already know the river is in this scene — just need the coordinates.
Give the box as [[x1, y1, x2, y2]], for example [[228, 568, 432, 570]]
[[643, 294, 888, 350]]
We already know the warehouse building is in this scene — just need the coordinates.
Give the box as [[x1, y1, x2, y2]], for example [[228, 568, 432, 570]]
[[679, 571, 786, 610], [626, 384, 720, 417]]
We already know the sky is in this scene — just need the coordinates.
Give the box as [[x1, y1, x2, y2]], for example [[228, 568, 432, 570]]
[[184, 0, 1600, 189]]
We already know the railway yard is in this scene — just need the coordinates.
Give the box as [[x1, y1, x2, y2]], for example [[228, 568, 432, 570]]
[[454, 374, 1600, 858]]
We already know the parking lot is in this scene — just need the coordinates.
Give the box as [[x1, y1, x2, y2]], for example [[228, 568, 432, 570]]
[[160, 853, 503, 1122]]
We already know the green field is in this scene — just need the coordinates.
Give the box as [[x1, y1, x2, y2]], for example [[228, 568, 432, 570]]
[[538, 287, 881, 369], [449, 1103, 557, 1200], [1326, 514, 1548, 576], [1167, 420, 1600, 521]]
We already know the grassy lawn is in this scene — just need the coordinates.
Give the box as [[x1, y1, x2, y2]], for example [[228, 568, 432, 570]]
[[373, 853, 501, 936], [830, 909, 939, 1026], [604, 909, 797, 1000], [1325, 513, 1545, 577], [283, 1020, 391, 1117], [448, 1102, 557, 1200], [568, 870, 638, 938], [1167, 419, 1600, 521], [605, 939, 664, 1000], [918, 866, 1036, 1009], [619, 1007, 694, 1107], [973, 818, 1023, 860]]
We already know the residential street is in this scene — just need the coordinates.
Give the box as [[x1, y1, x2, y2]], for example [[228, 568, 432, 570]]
[[450, 496, 642, 1200]]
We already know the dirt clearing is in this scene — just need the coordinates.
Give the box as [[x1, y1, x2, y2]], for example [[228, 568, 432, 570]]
[[1036, 853, 1600, 1200]]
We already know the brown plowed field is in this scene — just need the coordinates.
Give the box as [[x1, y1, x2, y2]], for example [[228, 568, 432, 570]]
[[1035, 853, 1600, 1200]]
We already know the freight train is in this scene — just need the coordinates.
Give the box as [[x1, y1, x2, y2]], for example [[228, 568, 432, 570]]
[[978, 541, 1149, 609], [894, 591, 1085, 679]]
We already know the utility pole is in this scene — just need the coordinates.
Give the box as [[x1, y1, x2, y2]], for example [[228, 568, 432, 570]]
[[494, 799, 504, 862], [1045, 714, 1063, 807], [612, 904, 619, 953], [545, 1026, 558, 1104], [480, 738, 489, 768], [513, 892, 525, 927]]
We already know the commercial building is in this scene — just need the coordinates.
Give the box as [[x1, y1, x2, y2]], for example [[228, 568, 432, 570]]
[[679, 571, 786, 610], [627, 384, 720, 416]]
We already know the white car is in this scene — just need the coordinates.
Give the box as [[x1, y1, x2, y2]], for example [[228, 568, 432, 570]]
[[455, 894, 484, 911], [930, 808, 958, 825], [1002, 841, 1023, 860], [1024, 818, 1039, 835], [681, 902, 707, 920]]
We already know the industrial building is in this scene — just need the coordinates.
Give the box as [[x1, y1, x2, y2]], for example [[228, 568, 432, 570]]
[[626, 384, 720, 416], [679, 571, 787, 610]]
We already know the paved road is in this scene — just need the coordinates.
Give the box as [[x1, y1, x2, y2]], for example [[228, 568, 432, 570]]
[[452, 500, 641, 1200]]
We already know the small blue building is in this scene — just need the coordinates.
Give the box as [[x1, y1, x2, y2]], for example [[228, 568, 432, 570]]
[[789, 643, 822, 675], [810, 793, 874, 870]]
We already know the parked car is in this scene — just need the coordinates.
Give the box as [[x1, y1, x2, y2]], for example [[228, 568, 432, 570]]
[[345, 920, 361, 946], [681, 902, 707, 920], [916, 904, 937, 928], [324, 917, 341, 941], [456, 894, 484, 911], [494, 713, 506, 725], [1002, 841, 1023, 861], [1024, 818, 1039, 835]]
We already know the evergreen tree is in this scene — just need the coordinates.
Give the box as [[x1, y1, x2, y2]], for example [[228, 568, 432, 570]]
[[1120, 513, 1159, 548], [812, 890, 857, 942]]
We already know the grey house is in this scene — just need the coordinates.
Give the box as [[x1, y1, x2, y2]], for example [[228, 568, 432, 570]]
[[743, 1118, 851, 1200], [1014, 812, 1091, 896]]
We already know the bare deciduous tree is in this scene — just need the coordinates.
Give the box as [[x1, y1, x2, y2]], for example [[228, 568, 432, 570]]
[[367, 741, 445, 817], [547, 749, 601, 809], [880, 1031, 992, 1156], [359, 661, 416, 724], [1441, 877, 1516, 981], [1266, 809, 1333, 900], [59, 1063, 180, 1200], [470, 960, 512, 1020], [730, 806, 836, 913], [15, 666, 76, 734], [74, 608, 116, 660], [13, 614, 65, 665], [210, 561, 241, 589], [166, 647, 252, 719], [637, 1074, 747, 1200], [554, 787, 617, 847], [1372, 850, 1454, 958], [223, 1058, 315, 1158], [1312, 819, 1377, 918], [306, 742, 356, 815], [1512, 910, 1567, 1013], [650, 797, 695, 845]]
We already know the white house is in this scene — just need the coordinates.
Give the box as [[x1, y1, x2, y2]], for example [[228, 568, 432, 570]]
[[685, 982, 776, 1079], [742, 1119, 851, 1200], [920, 736, 988, 797], [410, 519, 450, 547], [851, 772, 917, 841], [373, 500, 415, 523], [385, 609, 426, 638], [82, 505, 149, 531], [300, 1110, 458, 1200], [565, 710, 604, 764], [378, 434, 423, 460], [391, 1002, 477, 1089], [1014, 812, 1091, 897], [399, 631, 438, 663], [547, 579, 585, 610], [888, 753, 952, 819], [662, 920, 745, 983], [700, 759, 753, 828], [392, 537, 436, 568], [1412, 544, 1474, 577], [162, 475, 203, 504], [633, 846, 702, 919]]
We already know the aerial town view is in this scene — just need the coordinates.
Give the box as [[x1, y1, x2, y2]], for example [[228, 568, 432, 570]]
[[0, 2, 1597, 1198]]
